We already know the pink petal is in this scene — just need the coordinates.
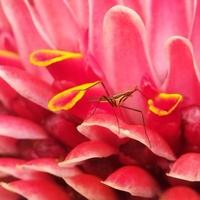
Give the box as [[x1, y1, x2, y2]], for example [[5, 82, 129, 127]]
[[1, 179, 70, 200], [0, 114, 47, 139], [0, 66, 55, 109], [167, 153, 200, 181], [160, 186, 200, 200], [0, 186, 19, 200], [0, 136, 18, 155], [33, 0, 80, 50], [148, 0, 189, 82], [103, 166, 160, 198], [78, 113, 176, 161], [59, 141, 118, 167], [102, 5, 156, 92], [0, 78, 17, 108], [45, 115, 87, 148], [1, 0, 53, 82], [20, 158, 81, 178], [190, 0, 200, 70], [123, 0, 147, 24], [64, 173, 118, 200], [0, 158, 50, 180], [0, 5, 17, 51], [88, 0, 118, 61], [163, 37, 200, 105], [65, 0, 89, 30]]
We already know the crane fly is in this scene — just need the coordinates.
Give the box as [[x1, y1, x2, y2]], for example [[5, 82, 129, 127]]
[[48, 80, 150, 146], [90, 82, 151, 147]]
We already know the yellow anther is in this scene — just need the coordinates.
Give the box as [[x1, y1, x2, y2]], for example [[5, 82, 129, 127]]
[[30, 49, 82, 67], [0, 50, 19, 59], [48, 81, 100, 112], [148, 93, 183, 116]]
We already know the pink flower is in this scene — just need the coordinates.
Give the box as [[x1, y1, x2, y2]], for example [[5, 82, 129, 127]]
[[0, 0, 200, 199]]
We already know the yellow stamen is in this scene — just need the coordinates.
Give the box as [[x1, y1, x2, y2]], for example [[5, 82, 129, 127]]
[[48, 81, 100, 112], [0, 50, 19, 59], [148, 93, 183, 116], [30, 49, 82, 67]]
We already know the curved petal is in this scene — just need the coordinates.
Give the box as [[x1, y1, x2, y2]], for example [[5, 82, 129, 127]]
[[19, 158, 81, 178], [0, 158, 49, 180], [167, 153, 200, 181], [78, 113, 176, 161], [0, 179, 70, 200], [0, 114, 47, 139], [0, 0, 53, 82], [190, 0, 200, 70], [64, 173, 118, 200], [103, 166, 160, 198], [163, 36, 200, 105], [0, 186, 19, 200], [33, 0, 80, 50], [0, 66, 55, 109], [59, 141, 118, 167], [102, 5, 156, 92], [88, 0, 118, 61], [122, 0, 147, 23], [65, 0, 89, 29], [0, 136, 18, 155], [159, 186, 200, 200], [148, 0, 190, 82], [45, 115, 87, 148]]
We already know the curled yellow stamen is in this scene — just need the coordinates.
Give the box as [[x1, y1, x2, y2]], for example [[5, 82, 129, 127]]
[[0, 50, 19, 59], [30, 49, 82, 67], [148, 93, 183, 116], [48, 81, 100, 112]]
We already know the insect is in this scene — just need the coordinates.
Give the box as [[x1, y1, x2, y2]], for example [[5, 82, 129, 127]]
[[48, 80, 150, 146], [90, 82, 150, 147]]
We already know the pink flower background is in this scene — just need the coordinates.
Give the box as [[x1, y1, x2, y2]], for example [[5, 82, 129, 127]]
[[0, 0, 200, 199]]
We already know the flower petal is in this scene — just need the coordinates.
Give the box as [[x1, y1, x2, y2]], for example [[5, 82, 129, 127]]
[[45, 115, 87, 148], [88, 0, 118, 60], [64, 173, 118, 200], [1, 179, 70, 200], [0, 136, 18, 155], [0, 186, 19, 200], [102, 5, 156, 91], [0, 114, 47, 139], [159, 186, 200, 200], [78, 113, 176, 161], [65, 0, 89, 29], [0, 66, 55, 109], [19, 158, 81, 178], [167, 153, 200, 181], [59, 141, 118, 167], [103, 166, 160, 198], [163, 37, 200, 105], [190, 0, 200, 70], [0, 158, 49, 180], [33, 0, 80, 50], [148, 0, 189, 82], [0, 0, 53, 82]]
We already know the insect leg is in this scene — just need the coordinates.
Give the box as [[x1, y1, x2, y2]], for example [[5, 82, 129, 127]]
[[119, 105, 151, 147]]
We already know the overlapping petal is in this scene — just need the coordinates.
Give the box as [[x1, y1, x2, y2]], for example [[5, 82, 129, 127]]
[[1, 179, 70, 200], [167, 153, 200, 181], [0, 114, 47, 139], [103, 166, 160, 198], [64, 173, 118, 200]]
